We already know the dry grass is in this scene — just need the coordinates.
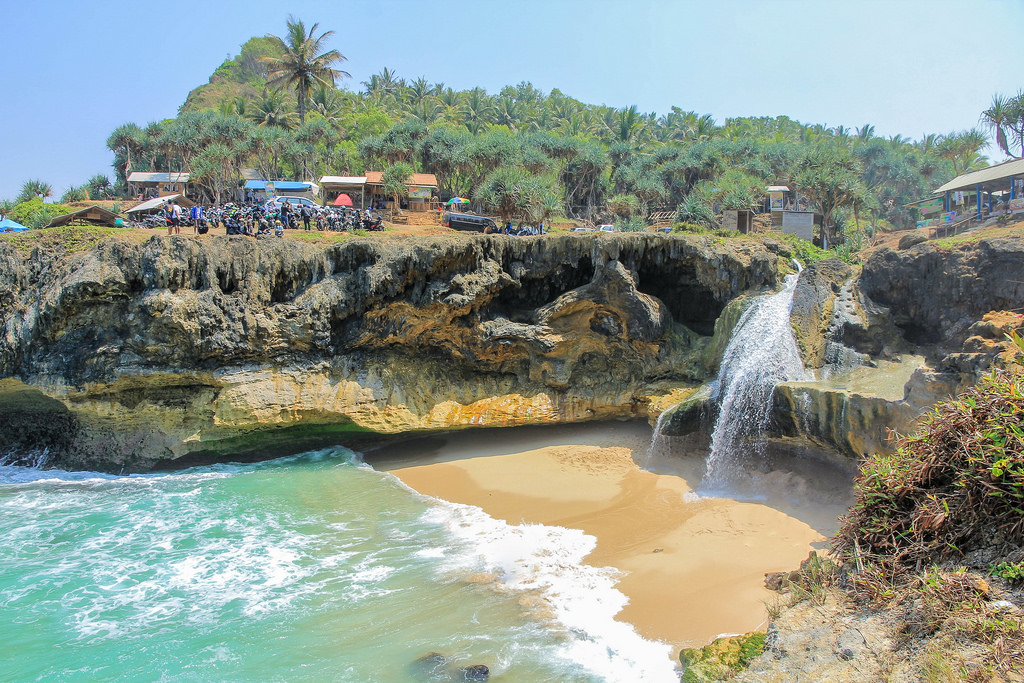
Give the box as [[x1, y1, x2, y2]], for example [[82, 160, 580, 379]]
[[835, 364, 1024, 569]]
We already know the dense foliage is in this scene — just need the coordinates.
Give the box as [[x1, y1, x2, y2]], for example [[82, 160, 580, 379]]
[[6, 197, 73, 229]]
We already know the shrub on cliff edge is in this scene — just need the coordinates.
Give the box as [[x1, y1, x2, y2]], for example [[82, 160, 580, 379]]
[[836, 340, 1024, 569]]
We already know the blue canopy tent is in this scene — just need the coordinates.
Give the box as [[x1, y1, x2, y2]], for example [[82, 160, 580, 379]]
[[0, 218, 28, 233]]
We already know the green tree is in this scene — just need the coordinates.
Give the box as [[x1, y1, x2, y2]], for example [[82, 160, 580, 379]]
[[106, 122, 144, 183], [17, 179, 52, 204], [980, 92, 1024, 158], [381, 161, 416, 211], [362, 67, 402, 105], [8, 197, 72, 229], [250, 89, 297, 130], [262, 17, 349, 125], [936, 129, 989, 175], [87, 174, 114, 200], [474, 166, 552, 225], [60, 185, 88, 204], [795, 144, 868, 246]]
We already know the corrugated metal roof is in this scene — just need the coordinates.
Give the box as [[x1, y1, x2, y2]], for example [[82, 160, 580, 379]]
[[127, 172, 190, 183], [320, 176, 367, 185], [932, 157, 1024, 194], [364, 171, 438, 187], [126, 194, 183, 213], [46, 206, 123, 228]]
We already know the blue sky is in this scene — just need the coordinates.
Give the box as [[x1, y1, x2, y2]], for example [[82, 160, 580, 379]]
[[2, 0, 1022, 200]]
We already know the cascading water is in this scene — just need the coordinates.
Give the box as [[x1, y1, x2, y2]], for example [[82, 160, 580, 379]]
[[701, 273, 807, 491]]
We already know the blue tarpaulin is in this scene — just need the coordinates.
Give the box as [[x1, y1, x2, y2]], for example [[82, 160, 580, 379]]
[[244, 180, 312, 192], [0, 218, 28, 232]]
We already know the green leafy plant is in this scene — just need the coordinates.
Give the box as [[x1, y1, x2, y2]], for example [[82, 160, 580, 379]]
[[989, 561, 1024, 583]]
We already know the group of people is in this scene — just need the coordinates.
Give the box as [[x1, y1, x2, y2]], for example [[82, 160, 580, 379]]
[[162, 202, 207, 235]]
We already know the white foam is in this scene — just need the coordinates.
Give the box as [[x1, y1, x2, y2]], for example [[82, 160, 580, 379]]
[[421, 501, 679, 682]]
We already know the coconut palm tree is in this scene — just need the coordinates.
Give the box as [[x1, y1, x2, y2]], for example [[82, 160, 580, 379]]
[[607, 105, 644, 145], [262, 17, 349, 125], [362, 67, 402, 106], [855, 124, 876, 141], [462, 88, 494, 132], [405, 76, 432, 106], [405, 99, 442, 125], [87, 175, 113, 200], [250, 89, 297, 130]]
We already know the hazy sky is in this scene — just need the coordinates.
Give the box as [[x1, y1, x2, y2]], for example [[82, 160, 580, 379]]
[[2, 0, 1022, 200]]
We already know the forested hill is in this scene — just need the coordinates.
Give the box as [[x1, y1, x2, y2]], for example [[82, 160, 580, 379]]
[[105, 24, 992, 243]]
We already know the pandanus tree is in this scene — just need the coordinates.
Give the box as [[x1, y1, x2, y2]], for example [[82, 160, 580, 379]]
[[381, 161, 415, 212], [936, 129, 989, 175], [262, 17, 349, 125], [981, 92, 1024, 159], [795, 143, 869, 245], [17, 179, 52, 203], [106, 122, 144, 183]]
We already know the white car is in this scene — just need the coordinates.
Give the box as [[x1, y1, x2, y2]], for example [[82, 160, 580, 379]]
[[572, 227, 596, 232], [265, 196, 318, 211], [599, 224, 615, 232]]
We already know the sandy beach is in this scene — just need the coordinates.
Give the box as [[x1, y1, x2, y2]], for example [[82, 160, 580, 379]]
[[370, 421, 854, 653]]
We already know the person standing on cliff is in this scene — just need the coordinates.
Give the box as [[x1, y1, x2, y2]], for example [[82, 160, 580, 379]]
[[190, 203, 204, 235], [171, 202, 183, 235]]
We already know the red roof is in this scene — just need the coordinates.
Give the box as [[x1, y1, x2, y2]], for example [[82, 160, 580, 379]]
[[364, 171, 438, 187]]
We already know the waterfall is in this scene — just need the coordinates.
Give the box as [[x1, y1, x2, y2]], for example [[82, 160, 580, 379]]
[[702, 274, 807, 491], [0, 447, 51, 469]]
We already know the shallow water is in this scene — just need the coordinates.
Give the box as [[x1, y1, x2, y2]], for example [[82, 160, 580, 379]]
[[0, 447, 678, 682]]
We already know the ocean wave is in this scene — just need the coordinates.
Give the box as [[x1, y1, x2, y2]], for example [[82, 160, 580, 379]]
[[0, 446, 364, 488], [420, 500, 680, 682]]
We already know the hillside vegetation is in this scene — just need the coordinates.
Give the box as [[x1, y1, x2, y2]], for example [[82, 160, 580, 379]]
[[92, 18, 999, 257]]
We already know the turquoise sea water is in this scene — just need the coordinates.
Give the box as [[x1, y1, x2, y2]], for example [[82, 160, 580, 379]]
[[0, 448, 678, 682]]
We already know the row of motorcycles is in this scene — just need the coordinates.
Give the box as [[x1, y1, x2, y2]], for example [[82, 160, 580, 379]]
[[139, 204, 384, 236]]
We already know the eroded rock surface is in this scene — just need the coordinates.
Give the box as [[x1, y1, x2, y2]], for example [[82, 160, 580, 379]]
[[0, 233, 776, 470], [659, 238, 1024, 459]]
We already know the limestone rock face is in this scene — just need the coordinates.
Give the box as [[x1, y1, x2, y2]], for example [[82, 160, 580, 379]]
[[0, 233, 777, 470], [860, 238, 1024, 346], [790, 259, 853, 368]]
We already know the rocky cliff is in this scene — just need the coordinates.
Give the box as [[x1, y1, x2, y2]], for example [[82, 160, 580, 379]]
[[0, 233, 777, 471], [656, 238, 1024, 460], [775, 239, 1024, 458]]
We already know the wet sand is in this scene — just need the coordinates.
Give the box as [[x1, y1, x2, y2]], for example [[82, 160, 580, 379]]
[[370, 421, 854, 652]]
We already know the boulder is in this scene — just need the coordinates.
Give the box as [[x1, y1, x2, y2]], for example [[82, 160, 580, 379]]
[[897, 232, 928, 250], [459, 665, 490, 681]]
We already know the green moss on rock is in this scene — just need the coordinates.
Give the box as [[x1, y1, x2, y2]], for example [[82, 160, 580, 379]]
[[680, 632, 766, 682]]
